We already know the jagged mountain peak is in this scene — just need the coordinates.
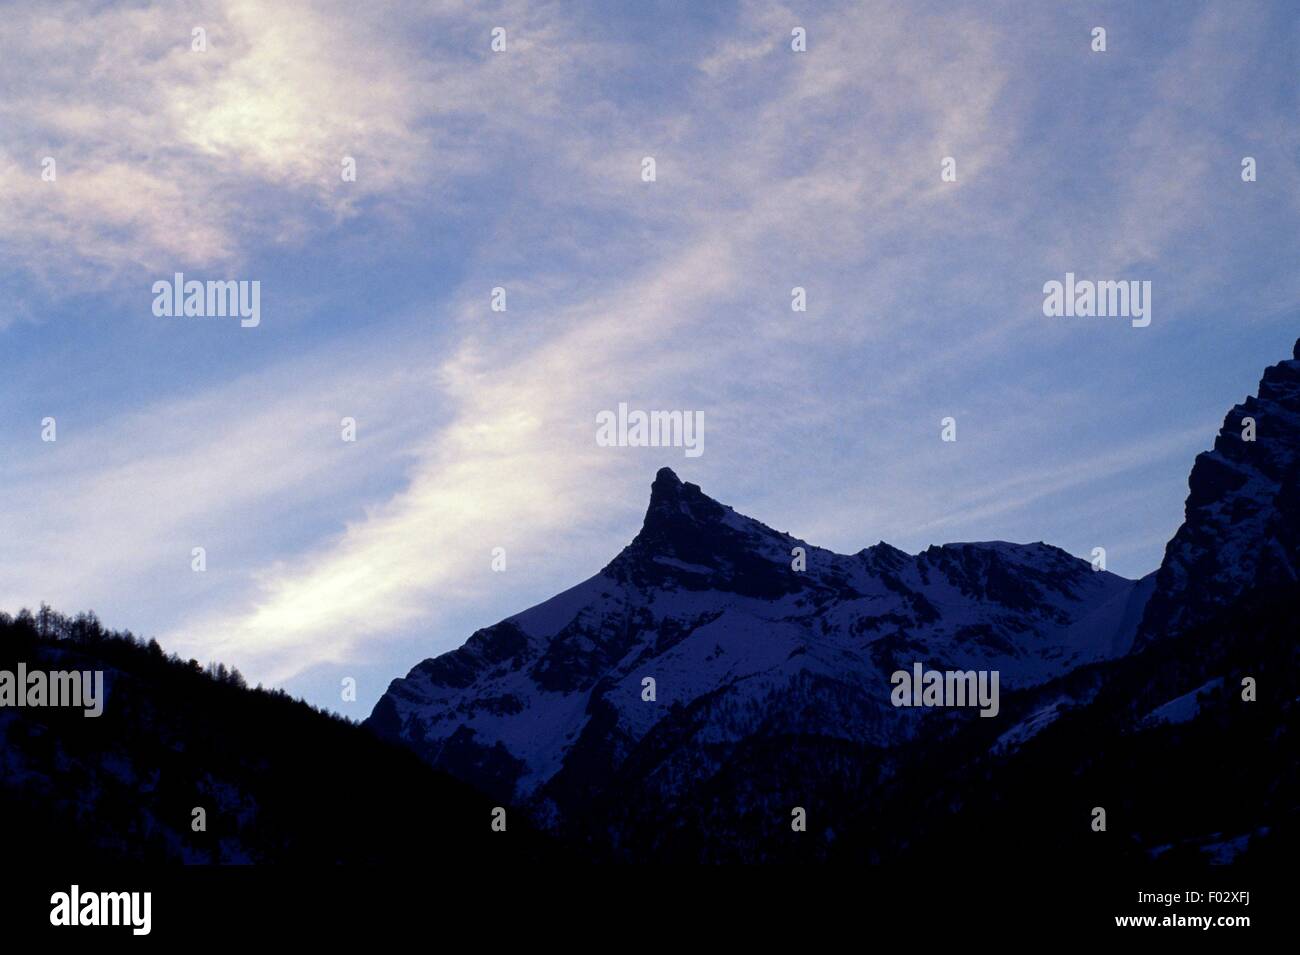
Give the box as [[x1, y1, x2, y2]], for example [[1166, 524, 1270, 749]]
[[858, 540, 911, 573], [1135, 339, 1300, 647], [641, 467, 730, 532], [369, 468, 1150, 812], [360, 338, 1299, 859], [651, 465, 682, 492], [606, 469, 804, 597], [637, 473, 1091, 582]]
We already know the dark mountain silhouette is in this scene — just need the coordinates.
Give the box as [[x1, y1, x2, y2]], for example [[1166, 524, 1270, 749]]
[[1136, 336, 1300, 648], [0, 608, 556, 863], [3, 341, 1295, 864], [368, 471, 1151, 814], [367, 339, 1300, 862]]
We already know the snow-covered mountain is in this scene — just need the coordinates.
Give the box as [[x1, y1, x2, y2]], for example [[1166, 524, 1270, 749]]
[[367, 469, 1150, 814], [10, 340, 1292, 865], [1135, 338, 1300, 648], [366, 338, 1300, 857]]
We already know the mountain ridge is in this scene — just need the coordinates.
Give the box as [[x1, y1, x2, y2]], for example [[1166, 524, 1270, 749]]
[[1135, 338, 1300, 648], [368, 466, 1151, 812], [367, 337, 1300, 856]]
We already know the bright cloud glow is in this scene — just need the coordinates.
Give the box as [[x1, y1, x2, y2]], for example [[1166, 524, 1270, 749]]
[[2, 0, 1297, 709]]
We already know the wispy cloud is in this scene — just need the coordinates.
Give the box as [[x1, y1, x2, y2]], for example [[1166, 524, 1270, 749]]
[[1, 1, 1296, 703], [0, 0, 599, 280]]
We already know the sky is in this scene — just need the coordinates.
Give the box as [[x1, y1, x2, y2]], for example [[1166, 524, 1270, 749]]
[[1, 0, 1297, 717]]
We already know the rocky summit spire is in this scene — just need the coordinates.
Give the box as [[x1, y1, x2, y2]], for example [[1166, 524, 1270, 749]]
[[640, 467, 727, 535], [646, 466, 684, 507], [369, 460, 1149, 827], [607, 467, 800, 597]]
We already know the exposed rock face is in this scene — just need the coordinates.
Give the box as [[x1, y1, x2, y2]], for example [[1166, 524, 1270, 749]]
[[367, 469, 1148, 815], [1135, 340, 1300, 648], [363, 338, 1300, 860]]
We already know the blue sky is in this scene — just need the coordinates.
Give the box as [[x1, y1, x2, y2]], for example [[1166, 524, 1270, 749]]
[[1, 0, 1297, 716]]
